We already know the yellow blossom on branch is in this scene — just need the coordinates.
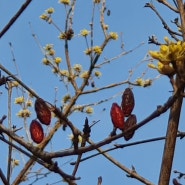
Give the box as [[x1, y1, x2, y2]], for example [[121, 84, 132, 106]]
[[80, 29, 90, 37], [59, 0, 70, 5], [14, 97, 24, 104], [17, 109, 31, 118], [85, 106, 94, 114], [55, 57, 62, 64], [93, 46, 102, 55], [46, 7, 55, 14], [109, 32, 118, 40]]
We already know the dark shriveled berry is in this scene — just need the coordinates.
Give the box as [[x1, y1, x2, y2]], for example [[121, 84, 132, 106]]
[[35, 98, 51, 125], [123, 114, 137, 141], [121, 88, 135, 117], [30, 120, 44, 144], [110, 103, 125, 130]]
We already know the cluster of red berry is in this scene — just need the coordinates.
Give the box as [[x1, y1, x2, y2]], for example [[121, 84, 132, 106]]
[[110, 88, 137, 141], [30, 98, 51, 144]]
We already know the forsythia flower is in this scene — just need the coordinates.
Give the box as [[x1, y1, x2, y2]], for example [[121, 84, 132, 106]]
[[14, 97, 24, 104], [55, 57, 62, 64], [93, 46, 102, 55], [59, 0, 70, 5], [80, 29, 90, 36], [109, 32, 118, 40]]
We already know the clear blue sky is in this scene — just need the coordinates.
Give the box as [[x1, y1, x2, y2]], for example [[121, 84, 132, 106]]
[[0, 1, 184, 185]]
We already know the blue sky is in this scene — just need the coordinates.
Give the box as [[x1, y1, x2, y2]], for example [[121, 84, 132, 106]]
[[0, 1, 184, 185]]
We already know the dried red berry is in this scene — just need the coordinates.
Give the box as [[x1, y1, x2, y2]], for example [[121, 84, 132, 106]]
[[123, 114, 137, 141], [35, 98, 51, 125], [110, 103, 125, 130], [121, 88, 135, 117], [30, 120, 44, 144]]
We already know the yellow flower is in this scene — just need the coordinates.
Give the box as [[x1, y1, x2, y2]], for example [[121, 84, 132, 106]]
[[136, 78, 145, 86], [55, 57, 62, 64], [48, 49, 55, 56], [26, 100, 33, 107], [17, 109, 31, 118], [59, 33, 67, 40], [148, 63, 157, 69], [46, 7, 55, 14], [68, 134, 83, 144], [60, 70, 69, 77], [73, 64, 82, 73], [12, 159, 20, 166], [63, 94, 71, 103], [103, 24, 109, 30], [10, 81, 19, 87], [94, 71, 102, 78], [85, 106, 94, 114], [93, 46, 102, 55], [94, 0, 101, 3], [80, 29, 90, 37], [80, 71, 89, 79], [84, 48, 92, 55], [157, 62, 175, 76], [42, 58, 50, 65], [15, 97, 24, 104], [44, 44, 53, 51], [109, 32, 118, 40], [59, 0, 70, 5], [40, 14, 49, 21]]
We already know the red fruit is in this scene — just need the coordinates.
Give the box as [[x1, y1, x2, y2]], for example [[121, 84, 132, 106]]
[[110, 103, 125, 130], [35, 98, 51, 125], [123, 114, 137, 141], [30, 120, 44, 144], [121, 88, 135, 117]]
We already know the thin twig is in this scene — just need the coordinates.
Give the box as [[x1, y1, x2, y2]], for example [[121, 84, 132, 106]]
[[0, 0, 32, 38]]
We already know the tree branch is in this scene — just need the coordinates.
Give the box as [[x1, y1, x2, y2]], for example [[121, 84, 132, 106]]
[[0, 0, 32, 38]]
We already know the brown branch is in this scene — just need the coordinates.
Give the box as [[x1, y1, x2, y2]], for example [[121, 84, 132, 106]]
[[144, 2, 181, 40], [0, 0, 33, 38], [157, 0, 179, 13], [70, 132, 185, 164], [0, 168, 9, 185]]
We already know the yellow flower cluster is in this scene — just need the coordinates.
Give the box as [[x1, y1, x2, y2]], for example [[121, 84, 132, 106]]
[[17, 109, 31, 118], [14, 97, 24, 104], [109, 32, 118, 40], [80, 29, 90, 37], [84, 46, 102, 55], [40, 7, 54, 22], [149, 37, 185, 76], [59, 0, 70, 5]]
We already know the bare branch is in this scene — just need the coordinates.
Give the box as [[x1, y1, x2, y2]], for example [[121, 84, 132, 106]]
[[0, 0, 32, 38]]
